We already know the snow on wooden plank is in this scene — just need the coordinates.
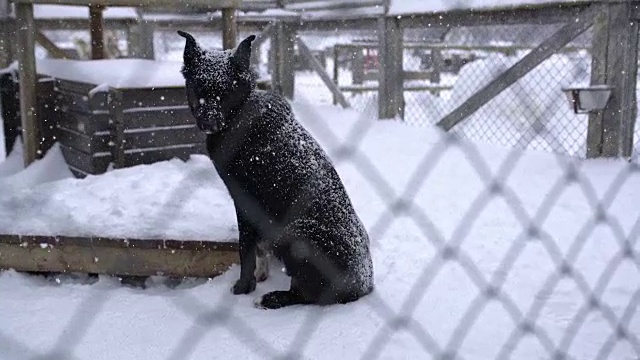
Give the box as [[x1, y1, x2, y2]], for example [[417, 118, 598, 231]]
[[34, 4, 137, 19], [34, 59, 186, 89], [390, 0, 593, 15], [0, 234, 238, 278]]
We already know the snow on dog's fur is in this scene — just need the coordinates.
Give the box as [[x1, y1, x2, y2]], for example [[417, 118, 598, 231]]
[[178, 31, 374, 309]]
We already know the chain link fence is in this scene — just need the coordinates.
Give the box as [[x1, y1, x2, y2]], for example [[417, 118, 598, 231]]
[[2, 4, 640, 360], [288, 24, 598, 159], [402, 24, 593, 158]]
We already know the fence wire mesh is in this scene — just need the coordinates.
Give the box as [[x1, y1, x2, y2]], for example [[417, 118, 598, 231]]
[[1, 4, 640, 360], [402, 24, 593, 158]]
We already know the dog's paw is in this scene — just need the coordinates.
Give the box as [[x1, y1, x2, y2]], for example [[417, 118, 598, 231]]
[[231, 278, 256, 295], [253, 291, 296, 309]]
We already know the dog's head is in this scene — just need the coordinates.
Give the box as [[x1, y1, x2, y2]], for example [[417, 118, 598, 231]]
[[177, 31, 256, 134]]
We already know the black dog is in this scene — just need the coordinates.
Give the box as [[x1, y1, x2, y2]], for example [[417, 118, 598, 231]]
[[178, 31, 374, 309]]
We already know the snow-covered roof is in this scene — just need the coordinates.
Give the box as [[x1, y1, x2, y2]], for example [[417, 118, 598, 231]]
[[33, 5, 137, 20], [34, 59, 185, 89], [390, 0, 590, 16]]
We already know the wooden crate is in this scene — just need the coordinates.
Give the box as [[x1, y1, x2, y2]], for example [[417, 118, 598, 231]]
[[0, 73, 58, 158], [0, 234, 239, 278], [53, 79, 206, 177], [0, 73, 20, 156]]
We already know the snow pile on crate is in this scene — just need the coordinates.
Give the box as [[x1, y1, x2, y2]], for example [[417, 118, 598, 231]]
[[2, 59, 185, 90], [0, 143, 237, 241]]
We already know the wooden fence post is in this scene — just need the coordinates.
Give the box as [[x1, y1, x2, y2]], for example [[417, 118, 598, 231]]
[[222, 8, 237, 50], [332, 46, 339, 105], [108, 90, 125, 169], [378, 16, 404, 119], [129, 10, 154, 59], [15, 2, 38, 166], [429, 49, 442, 95], [587, 3, 639, 158], [271, 21, 295, 99], [89, 5, 105, 59], [352, 47, 365, 85]]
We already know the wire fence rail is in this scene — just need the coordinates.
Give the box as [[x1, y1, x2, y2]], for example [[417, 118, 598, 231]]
[[0, 1, 640, 359]]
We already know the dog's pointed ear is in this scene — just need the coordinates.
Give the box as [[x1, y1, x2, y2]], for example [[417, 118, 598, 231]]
[[232, 35, 256, 70], [177, 30, 201, 65]]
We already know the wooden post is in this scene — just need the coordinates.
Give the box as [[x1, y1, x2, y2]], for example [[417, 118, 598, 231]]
[[429, 49, 442, 95], [378, 16, 404, 119], [271, 21, 295, 99], [587, 3, 639, 158], [108, 90, 125, 169], [15, 2, 38, 166], [333, 46, 339, 105], [352, 47, 365, 85], [222, 8, 237, 50], [89, 5, 105, 59]]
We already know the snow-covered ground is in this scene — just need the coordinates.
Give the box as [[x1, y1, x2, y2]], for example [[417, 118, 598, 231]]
[[0, 99, 638, 359]]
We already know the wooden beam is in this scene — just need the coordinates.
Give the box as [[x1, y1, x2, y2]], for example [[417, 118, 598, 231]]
[[378, 16, 404, 119], [284, 0, 383, 12], [588, 3, 639, 158], [586, 10, 608, 158], [12, 0, 242, 8], [437, 5, 598, 131], [332, 46, 339, 105], [296, 37, 350, 108], [34, 18, 133, 31], [221, 7, 237, 50], [340, 84, 452, 93], [36, 31, 78, 59], [399, 2, 594, 28], [0, 234, 238, 278], [296, 17, 377, 32], [271, 21, 295, 99], [89, 4, 105, 59], [352, 47, 364, 85], [15, 2, 38, 166]]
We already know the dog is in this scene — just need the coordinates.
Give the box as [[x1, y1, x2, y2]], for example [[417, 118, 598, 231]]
[[178, 31, 374, 309]]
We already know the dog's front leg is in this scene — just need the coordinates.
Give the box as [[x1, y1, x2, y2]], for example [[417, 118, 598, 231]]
[[231, 212, 258, 294]]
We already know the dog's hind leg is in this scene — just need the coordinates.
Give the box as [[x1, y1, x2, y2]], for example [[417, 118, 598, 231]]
[[254, 290, 308, 309], [254, 243, 270, 282], [253, 276, 312, 309]]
